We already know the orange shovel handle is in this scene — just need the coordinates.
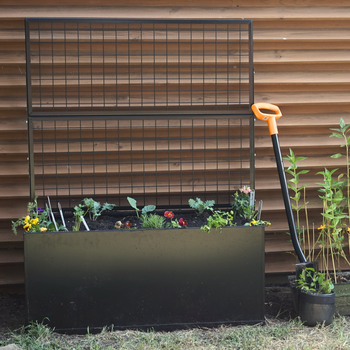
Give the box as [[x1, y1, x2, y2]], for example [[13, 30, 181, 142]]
[[251, 103, 282, 135]]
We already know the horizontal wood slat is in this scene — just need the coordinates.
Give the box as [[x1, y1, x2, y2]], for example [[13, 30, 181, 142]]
[[0, 264, 24, 286], [1, 1, 349, 7], [1, 6, 350, 20]]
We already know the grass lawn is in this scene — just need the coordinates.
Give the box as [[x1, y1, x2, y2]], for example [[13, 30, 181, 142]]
[[1, 316, 350, 350]]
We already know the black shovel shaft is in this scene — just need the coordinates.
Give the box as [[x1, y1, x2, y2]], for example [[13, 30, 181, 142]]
[[271, 134, 307, 263]]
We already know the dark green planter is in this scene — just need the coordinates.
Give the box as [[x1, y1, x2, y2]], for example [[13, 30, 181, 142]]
[[289, 273, 350, 317], [298, 291, 335, 327], [333, 273, 350, 316], [24, 226, 265, 332]]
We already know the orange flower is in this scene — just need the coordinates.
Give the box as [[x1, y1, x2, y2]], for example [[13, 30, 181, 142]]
[[318, 225, 326, 230]]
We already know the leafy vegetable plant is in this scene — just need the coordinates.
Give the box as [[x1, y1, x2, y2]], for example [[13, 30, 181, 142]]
[[83, 198, 115, 221], [127, 197, 156, 218], [188, 198, 215, 214]]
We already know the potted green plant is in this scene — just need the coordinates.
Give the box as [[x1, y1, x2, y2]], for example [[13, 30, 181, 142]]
[[16, 191, 269, 332], [285, 119, 350, 316], [296, 267, 335, 326]]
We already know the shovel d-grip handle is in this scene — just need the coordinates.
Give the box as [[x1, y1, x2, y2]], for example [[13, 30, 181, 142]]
[[251, 103, 307, 263], [251, 103, 282, 135]]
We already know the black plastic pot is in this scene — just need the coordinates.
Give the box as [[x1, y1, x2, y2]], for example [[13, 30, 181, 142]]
[[299, 291, 335, 327], [24, 225, 265, 332]]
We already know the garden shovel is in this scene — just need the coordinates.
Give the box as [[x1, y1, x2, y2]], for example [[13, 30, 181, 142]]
[[251, 103, 308, 264]]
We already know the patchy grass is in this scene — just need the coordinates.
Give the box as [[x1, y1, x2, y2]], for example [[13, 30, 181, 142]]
[[1, 317, 350, 350]]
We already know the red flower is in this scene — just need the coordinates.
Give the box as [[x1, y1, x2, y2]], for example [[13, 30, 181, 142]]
[[125, 221, 131, 228], [164, 211, 174, 219], [179, 218, 187, 227]]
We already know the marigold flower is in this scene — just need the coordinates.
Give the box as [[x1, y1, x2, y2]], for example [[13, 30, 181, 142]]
[[40, 227, 47, 232], [250, 220, 258, 226], [347, 227, 350, 233], [179, 218, 187, 227], [318, 225, 326, 230], [164, 211, 174, 219], [24, 215, 30, 223]]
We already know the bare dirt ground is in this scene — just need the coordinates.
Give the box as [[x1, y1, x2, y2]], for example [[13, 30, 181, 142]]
[[0, 286, 296, 338]]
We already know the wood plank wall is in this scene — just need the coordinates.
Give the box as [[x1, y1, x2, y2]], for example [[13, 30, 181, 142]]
[[0, 0, 349, 291]]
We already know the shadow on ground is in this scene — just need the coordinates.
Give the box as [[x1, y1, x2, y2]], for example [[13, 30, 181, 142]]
[[0, 286, 296, 337]]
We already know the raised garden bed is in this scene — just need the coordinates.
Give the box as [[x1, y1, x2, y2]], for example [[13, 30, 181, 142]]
[[25, 223, 265, 332], [23, 17, 260, 332]]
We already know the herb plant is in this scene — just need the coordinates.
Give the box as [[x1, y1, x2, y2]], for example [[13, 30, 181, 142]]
[[201, 210, 234, 233], [296, 267, 334, 295], [188, 198, 215, 214], [140, 213, 166, 229]]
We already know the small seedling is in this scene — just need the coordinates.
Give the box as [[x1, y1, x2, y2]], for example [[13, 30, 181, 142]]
[[127, 197, 155, 218], [83, 198, 116, 221]]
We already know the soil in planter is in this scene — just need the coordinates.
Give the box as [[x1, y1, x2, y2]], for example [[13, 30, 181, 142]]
[[62, 209, 251, 232]]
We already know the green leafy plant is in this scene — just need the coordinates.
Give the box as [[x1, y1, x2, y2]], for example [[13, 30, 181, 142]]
[[140, 213, 166, 229], [284, 148, 310, 230], [231, 186, 255, 220], [316, 168, 349, 280], [12, 197, 58, 234], [72, 203, 90, 231], [296, 267, 334, 295], [188, 198, 215, 214], [82, 198, 115, 221], [284, 149, 316, 261], [330, 117, 350, 226], [127, 197, 156, 218], [286, 120, 350, 282], [201, 209, 234, 233]]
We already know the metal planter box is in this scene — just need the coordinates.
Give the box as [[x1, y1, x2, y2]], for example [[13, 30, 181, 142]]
[[24, 226, 265, 332]]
